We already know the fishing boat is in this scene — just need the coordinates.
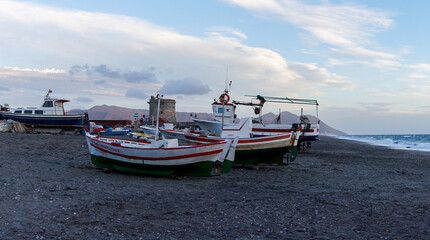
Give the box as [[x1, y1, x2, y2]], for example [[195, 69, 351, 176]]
[[240, 95, 319, 140], [140, 123, 174, 136], [160, 123, 301, 166], [98, 127, 130, 136], [128, 131, 153, 140], [85, 94, 239, 177], [0, 90, 88, 130], [88, 122, 105, 134], [193, 85, 319, 150], [85, 129, 238, 176]]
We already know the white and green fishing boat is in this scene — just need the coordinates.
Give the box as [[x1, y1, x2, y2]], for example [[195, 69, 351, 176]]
[[85, 131, 238, 176], [85, 94, 238, 177]]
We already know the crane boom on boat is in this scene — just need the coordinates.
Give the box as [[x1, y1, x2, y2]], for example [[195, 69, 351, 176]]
[[241, 95, 318, 106]]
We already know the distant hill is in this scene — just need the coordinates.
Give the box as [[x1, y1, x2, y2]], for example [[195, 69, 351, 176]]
[[68, 105, 347, 135], [259, 112, 347, 135], [69, 105, 214, 122]]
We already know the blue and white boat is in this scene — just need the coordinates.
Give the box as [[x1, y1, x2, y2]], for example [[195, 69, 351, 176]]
[[0, 90, 88, 129]]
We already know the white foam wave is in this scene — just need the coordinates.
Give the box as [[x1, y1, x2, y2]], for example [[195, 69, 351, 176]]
[[334, 135, 430, 152]]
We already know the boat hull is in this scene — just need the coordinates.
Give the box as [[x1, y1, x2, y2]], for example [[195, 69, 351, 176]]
[[192, 118, 224, 136], [253, 123, 319, 141], [160, 129, 297, 166], [86, 134, 231, 177], [0, 112, 87, 129], [193, 118, 319, 142], [90, 155, 222, 176], [140, 125, 158, 135]]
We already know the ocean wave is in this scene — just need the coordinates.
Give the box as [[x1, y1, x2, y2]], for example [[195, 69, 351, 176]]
[[334, 134, 430, 152]]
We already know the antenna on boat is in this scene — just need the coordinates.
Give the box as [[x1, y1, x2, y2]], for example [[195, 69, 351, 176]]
[[224, 66, 233, 93], [45, 89, 52, 99], [225, 67, 228, 92]]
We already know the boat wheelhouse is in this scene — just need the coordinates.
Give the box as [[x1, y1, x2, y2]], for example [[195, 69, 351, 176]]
[[13, 97, 69, 115]]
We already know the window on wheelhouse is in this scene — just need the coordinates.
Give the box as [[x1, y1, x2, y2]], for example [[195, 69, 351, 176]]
[[24, 110, 33, 114], [35, 110, 43, 115], [43, 101, 53, 107], [14, 110, 22, 114]]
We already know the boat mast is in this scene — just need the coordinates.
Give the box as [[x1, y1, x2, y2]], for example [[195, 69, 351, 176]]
[[221, 68, 231, 129], [155, 94, 162, 140]]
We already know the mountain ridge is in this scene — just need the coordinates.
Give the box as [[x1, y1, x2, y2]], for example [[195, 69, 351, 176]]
[[68, 105, 347, 135]]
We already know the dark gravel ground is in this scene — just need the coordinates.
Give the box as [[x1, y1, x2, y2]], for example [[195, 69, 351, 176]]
[[0, 133, 429, 239]]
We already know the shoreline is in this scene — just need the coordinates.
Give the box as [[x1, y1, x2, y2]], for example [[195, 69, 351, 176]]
[[0, 133, 429, 239], [330, 134, 430, 153]]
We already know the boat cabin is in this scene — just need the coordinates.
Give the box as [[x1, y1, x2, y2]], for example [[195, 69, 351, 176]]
[[211, 92, 236, 124], [12, 90, 70, 116]]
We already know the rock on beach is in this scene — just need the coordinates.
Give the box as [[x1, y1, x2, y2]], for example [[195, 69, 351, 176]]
[[0, 133, 429, 239]]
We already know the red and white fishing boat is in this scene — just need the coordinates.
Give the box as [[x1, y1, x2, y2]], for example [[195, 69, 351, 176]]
[[85, 130, 238, 176], [244, 96, 319, 141], [193, 86, 319, 150], [160, 124, 301, 166]]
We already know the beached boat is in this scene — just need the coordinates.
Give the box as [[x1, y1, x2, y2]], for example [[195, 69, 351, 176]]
[[140, 123, 174, 136], [99, 127, 131, 136], [128, 131, 153, 140], [240, 95, 319, 150], [0, 90, 87, 130], [86, 94, 239, 177], [88, 122, 105, 134], [193, 87, 319, 149], [140, 125, 158, 135], [160, 125, 300, 166], [252, 120, 319, 141], [85, 130, 238, 176]]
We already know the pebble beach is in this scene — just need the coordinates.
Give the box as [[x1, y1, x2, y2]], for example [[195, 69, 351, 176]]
[[0, 133, 429, 239]]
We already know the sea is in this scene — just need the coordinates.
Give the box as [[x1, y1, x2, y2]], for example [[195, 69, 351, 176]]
[[335, 134, 430, 152]]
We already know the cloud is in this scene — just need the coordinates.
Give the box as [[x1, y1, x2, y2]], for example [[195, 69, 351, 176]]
[[125, 88, 149, 99], [0, 0, 400, 115], [206, 26, 247, 40], [288, 62, 356, 89], [409, 63, 430, 72], [0, 0, 351, 100], [0, 86, 10, 91], [0, 66, 158, 109], [359, 102, 394, 112], [94, 79, 107, 85], [69, 64, 121, 78], [75, 97, 94, 103], [224, 0, 398, 68], [0, 2, 291, 81], [405, 63, 430, 83], [1, 66, 65, 74], [69, 64, 158, 83], [159, 78, 211, 95], [0, 66, 68, 87]]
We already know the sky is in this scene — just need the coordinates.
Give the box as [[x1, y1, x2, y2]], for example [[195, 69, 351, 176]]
[[1, 0, 430, 135]]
